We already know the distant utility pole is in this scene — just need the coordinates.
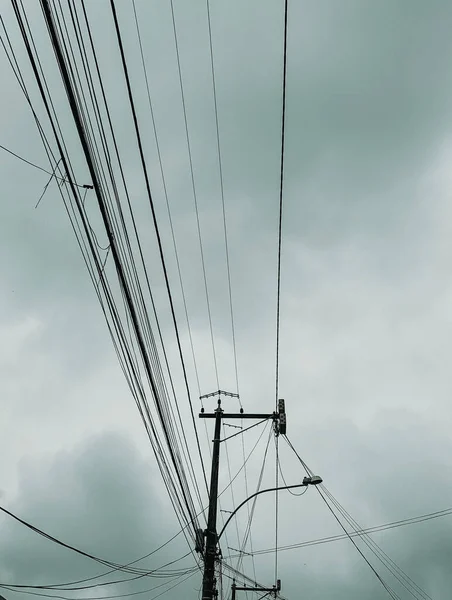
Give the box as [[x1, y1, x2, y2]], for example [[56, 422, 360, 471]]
[[198, 390, 286, 600], [231, 579, 281, 599]]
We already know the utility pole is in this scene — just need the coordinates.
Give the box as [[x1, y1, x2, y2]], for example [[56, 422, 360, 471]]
[[199, 391, 286, 600], [231, 579, 281, 599]]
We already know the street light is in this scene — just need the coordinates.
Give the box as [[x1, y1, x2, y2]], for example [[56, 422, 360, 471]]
[[218, 474, 323, 541]]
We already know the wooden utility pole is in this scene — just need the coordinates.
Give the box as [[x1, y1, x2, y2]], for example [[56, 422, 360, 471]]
[[199, 391, 286, 600]]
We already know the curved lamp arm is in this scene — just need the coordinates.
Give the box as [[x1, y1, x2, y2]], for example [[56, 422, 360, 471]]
[[218, 478, 321, 541]]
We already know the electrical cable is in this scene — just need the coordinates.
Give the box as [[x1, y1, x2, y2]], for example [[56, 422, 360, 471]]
[[0, 567, 198, 600], [221, 418, 269, 443], [274, 0, 289, 411], [169, 0, 220, 389], [320, 487, 432, 600], [205, 0, 239, 399], [283, 436, 428, 600], [284, 435, 431, 599], [108, 0, 207, 525], [274, 433, 279, 588], [243, 506, 452, 556], [275, 440, 307, 498], [13, 0, 201, 559], [0, 143, 85, 187], [77, 0, 204, 526], [131, 0, 204, 406], [236, 427, 273, 573], [0, 423, 269, 589]]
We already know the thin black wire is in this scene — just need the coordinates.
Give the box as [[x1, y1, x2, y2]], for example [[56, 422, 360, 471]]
[[316, 489, 401, 600], [35, 157, 61, 207], [274, 434, 279, 587], [240, 416, 256, 581], [130, 0, 208, 520], [221, 418, 269, 443], [149, 570, 198, 600], [220, 565, 288, 600], [169, 0, 220, 389], [108, 1, 208, 518], [221, 422, 242, 562], [131, 0, 204, 408], [34, 0, 200, 550], [1, 426, 269, 592], [79, 1, 201, 539], [321, 487, 432, 600], [80, 0, 198, 542], [236, 427, 273, 573], [246, 507, 452, 556], [8, 0, 199, 555], [283, 436, 430, 599], [83, 0, 199, 539], [15, 2, 187, 561], [76, 0, 205, 527], [0, 503, 198, 583], [276, 441, 307, 497], [0, 143, 84, 187], [275, 0, 289, 410], [283, 438, 402, 600], [205, 0, 239, 399], [0, 567, 198, 600]]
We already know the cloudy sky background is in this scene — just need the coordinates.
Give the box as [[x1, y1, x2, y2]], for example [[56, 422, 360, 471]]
[[1, 1, 452, 598]]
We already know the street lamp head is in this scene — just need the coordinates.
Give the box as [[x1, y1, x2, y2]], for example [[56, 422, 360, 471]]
[[303, 475, 323, 486]]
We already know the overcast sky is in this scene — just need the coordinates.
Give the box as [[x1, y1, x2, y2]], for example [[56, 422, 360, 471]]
[[1, 1, 452, 599]]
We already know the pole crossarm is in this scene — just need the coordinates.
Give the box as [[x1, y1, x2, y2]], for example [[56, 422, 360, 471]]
[[200, 412, 275, 419], [200, 389, 239, 400]]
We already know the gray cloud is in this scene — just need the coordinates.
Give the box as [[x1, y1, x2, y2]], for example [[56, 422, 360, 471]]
[[2, 0, 452, 598]]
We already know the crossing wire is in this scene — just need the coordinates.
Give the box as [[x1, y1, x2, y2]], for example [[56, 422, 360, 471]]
[[239, 506, 452, 556]]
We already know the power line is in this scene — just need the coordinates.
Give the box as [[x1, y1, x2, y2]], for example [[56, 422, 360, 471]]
[[283, 437, 432, 600], [244, 506, 452, 556], [205, 0, 239, 399], [274, 433, 279, 586], [169, 0, 220, 389], [108, 0, 208, 511], [236, 427, 273, 574], [13, 0, 201, 556], [274, 0, 289, 411], [0, 423, 270, 589], [76, 0, 205, 532], [315, 488, 401, 600], [320, 487, 432, 600], [0, 504, 195, 585], [0, 144, 83, 186], [273, 2, 289, 588], [131, 0, 203, 405], [1, 567, 198, 600]]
